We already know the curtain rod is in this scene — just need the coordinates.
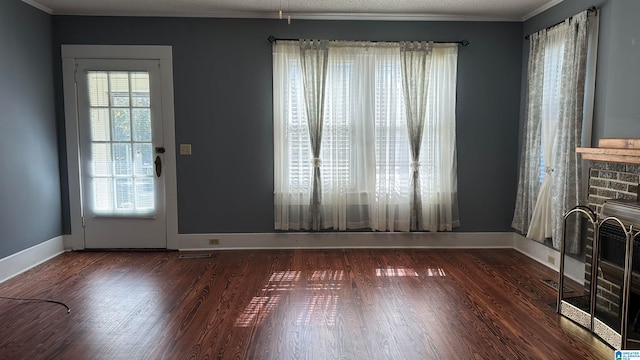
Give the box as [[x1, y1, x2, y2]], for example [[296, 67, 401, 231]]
[[524, 6, 597, 40], [267, 35, 470, 46]]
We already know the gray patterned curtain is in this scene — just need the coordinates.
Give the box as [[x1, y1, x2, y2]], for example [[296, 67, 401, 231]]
[[513, 10, 591, 254], [551, 12, 589, 252], [299, 40, 329, 230], [513, 31, 545, 236], [400, 41, 433, 231]]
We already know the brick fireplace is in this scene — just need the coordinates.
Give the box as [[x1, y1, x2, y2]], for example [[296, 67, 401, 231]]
[[585, 161, 640, 316]]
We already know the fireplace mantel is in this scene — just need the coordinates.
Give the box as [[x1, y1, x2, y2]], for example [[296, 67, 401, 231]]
[[577, 138, 640, 164]]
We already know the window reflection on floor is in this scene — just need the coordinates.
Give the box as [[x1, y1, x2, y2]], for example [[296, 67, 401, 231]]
[[237, 266, 445, 328], [262, 271, 301, 291], [375, 266, 446, 277], [376, 267, 419, 277], [236, 269, 345, 327], [235, 296, 281, 327], [425, 267, 447, 277], [296, 295, 339, 326], [307, 270, 344, 290]]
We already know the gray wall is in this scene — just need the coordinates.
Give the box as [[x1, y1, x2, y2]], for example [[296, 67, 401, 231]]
[[0, 1, 61, 258], [53, 17, 524, 234], [597, 0, 640, 138], [3, 0, 636, 256], [524, 0, 640, 143]]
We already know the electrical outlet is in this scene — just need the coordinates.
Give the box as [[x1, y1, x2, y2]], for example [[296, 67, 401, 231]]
[[208, 238, 220, 245], [547, 255, 555, 265]]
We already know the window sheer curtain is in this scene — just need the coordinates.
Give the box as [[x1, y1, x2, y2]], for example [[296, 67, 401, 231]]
[[323, 42, 409, 231], [299, 40, 329, 230], [513, 10, 594, 253], [420, 45, 460, 231], [400, 42, 432, 231], [274, 40, 459, 232], [274, 43, 309, 230], [525, 26, 565, 241]]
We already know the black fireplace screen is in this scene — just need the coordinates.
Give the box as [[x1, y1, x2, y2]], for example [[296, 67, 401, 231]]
[[599, 222, 640, 273]]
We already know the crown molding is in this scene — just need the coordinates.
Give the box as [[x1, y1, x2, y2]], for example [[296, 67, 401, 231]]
[[257, 12, 519, 22], [21, 0, 53, 14], [22, 0, 558, 22], [522, 0, 564, 21], [21, 7, 522, 22]]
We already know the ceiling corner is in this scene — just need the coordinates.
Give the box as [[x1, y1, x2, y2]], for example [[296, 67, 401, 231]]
[[22, 0, 54, 14], [521, 0, 564, 21]]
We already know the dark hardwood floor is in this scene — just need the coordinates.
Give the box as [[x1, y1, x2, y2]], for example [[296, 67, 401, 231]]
[[0, 248, 612, 359]]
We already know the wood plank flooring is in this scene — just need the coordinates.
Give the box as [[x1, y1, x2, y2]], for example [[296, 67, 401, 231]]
[[0, 249, 613, 359]]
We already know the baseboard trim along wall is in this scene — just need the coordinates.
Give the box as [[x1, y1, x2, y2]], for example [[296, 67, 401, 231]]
[[512, 233, 585, 285], [179, 232, 585, 284], [178, 232, 515, 250], [0, 232, 585, 286], [0, 235, 66, 283]]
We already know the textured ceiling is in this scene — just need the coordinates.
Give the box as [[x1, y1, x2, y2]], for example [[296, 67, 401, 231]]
[[24, 0, 562, 21]]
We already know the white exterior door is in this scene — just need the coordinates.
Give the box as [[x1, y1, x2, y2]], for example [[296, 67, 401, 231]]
[[75, 59, 166, 248]]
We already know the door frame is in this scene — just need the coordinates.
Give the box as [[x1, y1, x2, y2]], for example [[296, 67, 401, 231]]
[[62, 45, 178, 250]]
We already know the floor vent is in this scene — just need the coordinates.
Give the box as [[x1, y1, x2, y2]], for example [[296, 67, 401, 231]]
[[178, 253, 212, 259], [541, 279, 573, 293]]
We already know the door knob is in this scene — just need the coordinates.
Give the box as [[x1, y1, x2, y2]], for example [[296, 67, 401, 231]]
[[154, 156, 162, 177]]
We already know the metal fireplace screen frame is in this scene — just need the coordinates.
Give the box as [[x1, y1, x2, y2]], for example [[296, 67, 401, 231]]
[[557, 203, 640, 350]]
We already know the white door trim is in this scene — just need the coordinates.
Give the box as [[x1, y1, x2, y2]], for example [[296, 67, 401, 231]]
[[61, 45, 178, 250]]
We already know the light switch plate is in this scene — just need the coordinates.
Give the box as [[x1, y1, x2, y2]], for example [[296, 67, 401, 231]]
[[180, 144, 192, 155]]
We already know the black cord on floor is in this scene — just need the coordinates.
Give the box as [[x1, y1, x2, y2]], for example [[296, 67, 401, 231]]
[[0, 296, 71, 314]]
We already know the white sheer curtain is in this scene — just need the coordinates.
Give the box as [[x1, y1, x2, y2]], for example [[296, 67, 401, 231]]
[[513, 10, 595, 253], [420, 45, 460, 231], [274, 40, 459, 232], [273, 42, 310, 230], [371, 45, 413, 231], [400, 41, 432, 231], [526, 26, 565, 241], [321, 42, 378, 230], [299, 40, 329, 230], [322, 42, 410, 231]]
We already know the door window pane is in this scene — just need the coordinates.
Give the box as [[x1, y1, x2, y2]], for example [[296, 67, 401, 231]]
[[111, 109, 131, 141], [86, 70, 155, 215], [92, 143, 112, 176], [132, 109, 151, 141], [134, 143, 153, 176], [131, 72, 150, 107], [135, 178, 154, 210], [115, 178, 134, 210], [93, 178, 113, 212], [109, 72, 130, 107], [88, 73, 109, 107], [113, 143, 133, 176], [90, 109, 111, 141]]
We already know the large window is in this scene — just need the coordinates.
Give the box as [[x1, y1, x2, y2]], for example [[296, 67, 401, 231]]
[[274, 41, 459, 232]]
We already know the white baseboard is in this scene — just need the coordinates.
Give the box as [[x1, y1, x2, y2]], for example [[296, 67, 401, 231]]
[[178, 232, 514, 251], [0, 233, 586, 287], [180, 232, 586, 285], [512, 233, 585, 285], [0, 236, 66, 283]]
